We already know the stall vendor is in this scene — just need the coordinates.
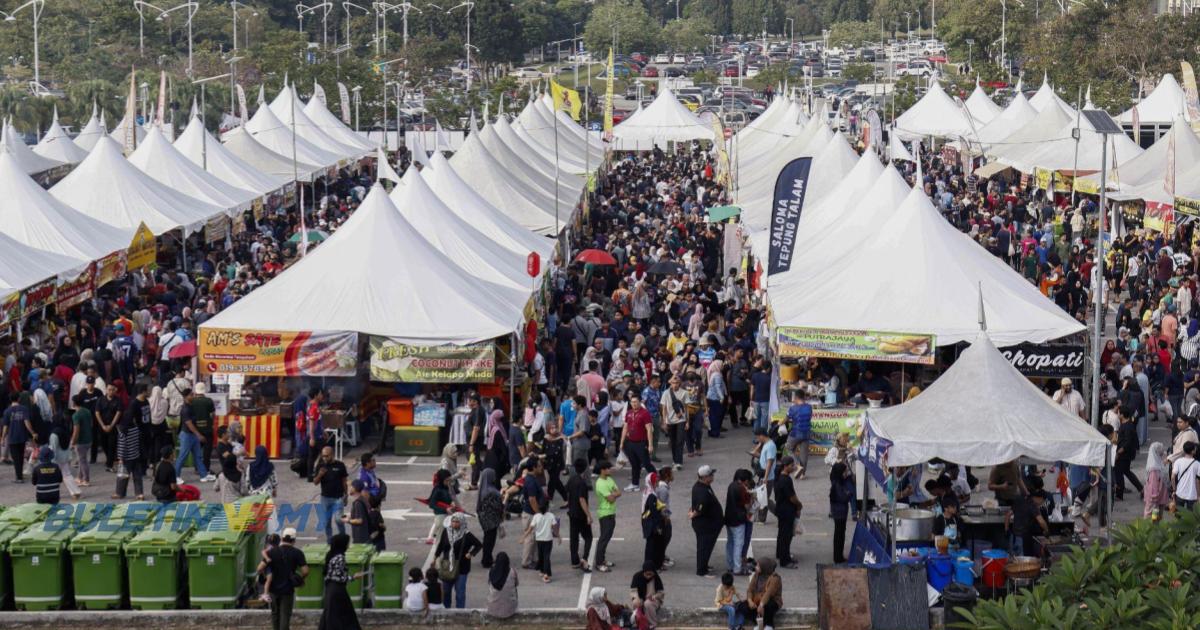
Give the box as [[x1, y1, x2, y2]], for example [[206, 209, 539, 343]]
[[932, 496, 962, 546], [849, 368, 894, 405]]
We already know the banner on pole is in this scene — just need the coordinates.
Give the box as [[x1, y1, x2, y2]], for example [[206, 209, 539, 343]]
[[236, 84, 249, 125], [603, 48, 614, 140], [767, 157, 813, 275], [338, 82, 351, 124]]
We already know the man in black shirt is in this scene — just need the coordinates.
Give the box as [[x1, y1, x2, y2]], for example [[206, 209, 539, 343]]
[[152, 445, 178, 504], [264, 527, 309, 630], [31, 447, 62, 504], [96, 384, 121, 471], [566, 459, 593, 572], [75, 376, 103, 465], [723, 469, 753, 575], [689, 464, 723, 577], [312, 446, 349, 543], [466, 394, 486, 488], [773, 457, 802, 568], [344, 479, 371, 544]]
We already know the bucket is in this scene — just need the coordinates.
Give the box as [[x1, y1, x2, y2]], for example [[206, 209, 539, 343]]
[[927, 553, 953, 592], [897, 552, 924, 567], [954, 556, 976, 586], [981, 550, 1009, 589]]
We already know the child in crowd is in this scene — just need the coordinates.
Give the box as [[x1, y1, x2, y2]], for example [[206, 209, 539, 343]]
[[715, 572, 745, 630], [404, 567, 429, 615]]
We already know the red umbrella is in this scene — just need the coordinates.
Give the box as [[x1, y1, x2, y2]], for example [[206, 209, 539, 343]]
[[168, 339, 197, 359], [575, 249, 617, 265]]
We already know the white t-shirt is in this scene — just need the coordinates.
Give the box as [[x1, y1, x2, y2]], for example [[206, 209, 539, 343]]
[[404, 582, 428, 612], [531, 512, 557, 542], [1171, 456, 1200, 501]]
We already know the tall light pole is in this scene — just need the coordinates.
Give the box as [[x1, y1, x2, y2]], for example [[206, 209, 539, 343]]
[[297, 2, 333, 49], [351, 85, 361, 131], [1000, 0, 1007, 79], [342, 2, 370, 48], [966, 38, 973, 69], [931, 0, 936, 36], [0, 0, 44, 88], [230, 1, 251, 51], [573, 22, 581, 88], [446, 2, 474, 93], [226, 55, 242, 118], [375, 2, 421, 53], [134, 1, 199, 76], [904, 12, 911, 39], [786, 17, 794, 54], [192, 72, 232, 170]]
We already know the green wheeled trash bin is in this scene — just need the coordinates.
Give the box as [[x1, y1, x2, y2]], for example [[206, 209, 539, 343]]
[[230, 494, 272, 586], [370, 551, 407, 609], [344, 544, 376, 607], [0, 520, 27, 609], [69, 526, 138, 609], [185, 528, 247, 609], [103, 502, 162, 530], [0, 503, 50, 528], [125, 526, 194, 610], [8, 525, 75, 610], [294, 543, 328, 609]]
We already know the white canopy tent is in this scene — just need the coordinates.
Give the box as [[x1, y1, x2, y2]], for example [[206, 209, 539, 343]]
[[971, 91, 1038, 150], [868, 334, 1109, 467], [494, 117, 585, 190], [73, 106, 107, 152], [35, 109, 89, 165], [887, 135, 915, 162], [128, 127, 259, 216], [735, 98, 809, 160], [423, 152, 554, 260], [244, 100, 343, 170], [537, 95, 607, 153], [200, 184, 520, 345], [1078, 115, 1200, 195], [108, 112, 146, 147], [222, 124, 323, 183], [389, 168, 537, 297], [893, 81, 977, 140], [612, 88, 715, 149], [269, 84, 365, 162], [303, 84, 377, 154], [0, 150, 130, 260], [740, 131, 859, 232], [516, 100, 604, 172], [476, 125, 579, 219], [1, 122, 63, 175], [1005, 109, 1143, 174], [510, 119, 590, 175], [964, 82, 1003, 126], [1118, 74, 1191, 128], [771, 187, 1085, 346], [985, 99, 1075, 166], [50, 137, 223, 236], [1027, 75, 1076, 116], [0, 230, 84, 290], [736, 112, 826, 178], [448, 133, 561, 236], [174, 116, 292, 197]]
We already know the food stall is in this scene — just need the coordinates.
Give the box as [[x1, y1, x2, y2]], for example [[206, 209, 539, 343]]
[[859, 333, 1112, 594]]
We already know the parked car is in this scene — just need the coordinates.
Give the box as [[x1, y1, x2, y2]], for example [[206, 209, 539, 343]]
[[509, 66, 543, 79], [664, 66, 684, 78], [723, 64, 740, 77], [859, 48, 876, 62], [653, 53, 670, 63], [898, 59, 933, 77], [631, 52, 648, 63], [642, 66, 659, 78]]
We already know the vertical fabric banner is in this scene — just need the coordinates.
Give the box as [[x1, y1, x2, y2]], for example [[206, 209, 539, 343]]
[[338, 82, 351, 124], [603, 48, 615, 140], [767, 157, 813, 275], [236, 84, 249, 124], [1131, 104, 1140, 148], [312, 82, 327, 106], [1182, 62, 1200, 135]]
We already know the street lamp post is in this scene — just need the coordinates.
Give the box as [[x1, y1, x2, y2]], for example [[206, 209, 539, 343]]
[[352, 85, 361, 131], [446, 2, 474, 93], [375, 2, 421, 53], [192, 71, 232, 169], [230, 1, 251, 51], [573, 22, 580, 88], [343, 2, 371, 48], [904, 12, 911, 39], [297, 2, 333, 49], [965, 38, 974, 69], [226, 55, 242, 118], [134, 1, 199, 76], [0, 1, 44, 88], [786, 18, 794, 54]]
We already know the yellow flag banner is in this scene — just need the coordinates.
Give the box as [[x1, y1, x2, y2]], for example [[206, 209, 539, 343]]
[[603, 48, 615, 140], [551, 80, 582, 122]]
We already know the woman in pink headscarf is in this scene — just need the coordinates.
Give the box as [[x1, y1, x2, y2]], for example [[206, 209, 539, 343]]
[[482, 409, 511, 479]]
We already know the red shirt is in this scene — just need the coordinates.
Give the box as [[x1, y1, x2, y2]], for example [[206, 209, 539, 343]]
[[624, 407, 652, 442]]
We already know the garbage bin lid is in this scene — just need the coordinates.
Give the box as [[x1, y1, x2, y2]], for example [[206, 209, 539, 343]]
[[302, 543, 331, 564], [345, 543, 377, 564], [371, 551, 408, 565], [127, 526, 194, 548], [0, 503, 51, 527]]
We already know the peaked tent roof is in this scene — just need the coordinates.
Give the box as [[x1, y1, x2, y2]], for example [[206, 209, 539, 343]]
[[174, 116, 291, 196], [740, 130, 859, 232], [74, 108, 107, 151], [222, 124, 322, 183], [199, 184, 519, 344], [536, 95, 606, 152], [1, 122, 63, 175], [510, 119, 588, 175], [1079, 115, 1200, 193], [49, 137, 223, 236], [448, 133, 561, 236], [1027, 76, 1076, 116], [35, 109, 89, 165], [894, 81, 977, 140], [244, 100, 342, 170], [424, 152, 554, 259], [965, 82, 1003, 125], [869, 334, 1109, 467], [986, 99, 1075, 164], [0, 150, 130, 260], [269, 84, 365, 161], [494, 117, 584, 191], [477, 124, 579, 218], [302, 84, 377, 154], [516, 99, 604, 172], [887, 136, 915, 161], [1118, 73, 1191, 124], [128, 127, 259, 216], [389, 168, 535, 297], [1009, 109, 1143, 173], [772, 187, 1085, 346], [612, 88, 715, 149], [973, 91, 1038, 149], [108, 112, 146, 146], [0, 229, 85, 290]]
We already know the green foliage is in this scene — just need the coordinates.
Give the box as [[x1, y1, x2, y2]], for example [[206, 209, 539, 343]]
[[747, 63, 792, 91], [828, 20, 878, 48], [582, 0, 660, 54], [473, 0, 526, 63], [954, 510, 1200, 629], [844, 63, 876, 82], [661, 17, 715, 53]]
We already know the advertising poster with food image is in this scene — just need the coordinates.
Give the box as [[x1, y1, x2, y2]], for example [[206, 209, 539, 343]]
[[199, 327, 358, 376], [776, 327, 935, 365], [368, 337, 495, 383], [770, 407, 864, 455]]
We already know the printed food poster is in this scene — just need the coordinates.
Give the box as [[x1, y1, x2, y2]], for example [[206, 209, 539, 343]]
[[199, 328, 358, 376]]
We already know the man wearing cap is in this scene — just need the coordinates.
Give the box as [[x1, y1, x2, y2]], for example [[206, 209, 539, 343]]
[[1052, 378, 1086, 421], [263, 527, 309, 630], [689, 464, 723, 577]]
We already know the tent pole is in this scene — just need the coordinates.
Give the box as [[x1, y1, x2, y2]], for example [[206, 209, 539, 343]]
[[1105, 444, 1113, 544], [510, 331, 517, 418], [889, 467, 897, 561]]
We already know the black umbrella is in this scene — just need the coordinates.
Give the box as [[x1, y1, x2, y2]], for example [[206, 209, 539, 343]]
[[646, 260, 685, 276]]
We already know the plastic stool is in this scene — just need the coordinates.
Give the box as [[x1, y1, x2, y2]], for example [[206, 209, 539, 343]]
[[343, 420, 360, 447]]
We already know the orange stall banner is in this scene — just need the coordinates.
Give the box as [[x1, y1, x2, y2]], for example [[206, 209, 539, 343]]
[[199, 327, 358, 377]]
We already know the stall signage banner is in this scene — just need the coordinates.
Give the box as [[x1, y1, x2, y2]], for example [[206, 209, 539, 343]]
[[368, 337, 495, 383], [205, 216, 229, 244], [21, 277, 56, 314], [199, 328, 358, 376], [1000, 343, 1085, 378], [1144, 201, 1175, 233], [767, 157, 813, 275], [56, 263, 96, 309], [776, 327, 936, 365], [1176, 195, 1200, 217], [773, 406, 865, 455], [861, 418, 893, 486], [95, 251, 128, 287], [414, 403, 447, 427], [126, 222, 157, 271], [0, 292, 20, 327], [1073, 177, 1100, 195]]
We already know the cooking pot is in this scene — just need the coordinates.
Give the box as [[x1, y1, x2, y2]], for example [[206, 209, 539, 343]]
[[894, 508, 935, 541]]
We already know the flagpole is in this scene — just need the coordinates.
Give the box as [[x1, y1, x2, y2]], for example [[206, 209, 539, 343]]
[[554, 93, 560, 238], [291, 82, 307, 257]]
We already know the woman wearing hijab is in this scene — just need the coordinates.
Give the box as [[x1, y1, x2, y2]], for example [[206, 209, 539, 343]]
[[476, 467, 505, 568], [435, 512, 483, 608], [686, 303, 705, 340], [1144, 442, 1171, 518], [483, 410, 511, 480], [586, 587, 623, 630], [629, 561, 665, 629], [485, 551, 519, 619], [248, 445, 277, 496], [640, 471, 667, 570], [317, 533, 363, 630], [579, 346, 600, 379], [113, 394, 145, 500], [745, 556, 782, 630], [706, 359, 728, 439], [1100, 339, 1118, 370]]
